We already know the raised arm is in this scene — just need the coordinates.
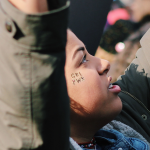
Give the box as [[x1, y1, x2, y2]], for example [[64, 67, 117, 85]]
[[0, 0, 70, 149]]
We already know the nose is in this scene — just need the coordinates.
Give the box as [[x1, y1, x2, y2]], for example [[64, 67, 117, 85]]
[[97, 58, 110, 75]]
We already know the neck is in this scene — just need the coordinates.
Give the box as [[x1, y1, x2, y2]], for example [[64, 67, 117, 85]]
[[70, 102, 109, 144], [71, 128, 93, 143], [70, 115, 103, 143]]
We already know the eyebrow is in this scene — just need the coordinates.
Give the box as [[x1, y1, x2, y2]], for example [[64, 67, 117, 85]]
[[72, 47, 85, 60]]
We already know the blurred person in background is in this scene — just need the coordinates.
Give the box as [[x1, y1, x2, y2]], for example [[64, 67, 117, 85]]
[[108, 0, 150, 82], [96, 0, 150, 82], [95, 0, 137, 63]]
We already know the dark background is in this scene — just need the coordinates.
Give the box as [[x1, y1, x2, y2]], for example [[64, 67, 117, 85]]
[[69, 0, 113, 55]]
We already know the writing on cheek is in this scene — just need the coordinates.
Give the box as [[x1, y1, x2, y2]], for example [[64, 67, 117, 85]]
[[71, 72, 84, 85]]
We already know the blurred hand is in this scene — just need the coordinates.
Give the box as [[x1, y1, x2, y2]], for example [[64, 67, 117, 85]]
[[8, 0, 68, 14], [9, 0, 48, 13]]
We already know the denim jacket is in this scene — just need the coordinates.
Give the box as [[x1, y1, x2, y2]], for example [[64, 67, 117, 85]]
[[82, 129, 149, 150]]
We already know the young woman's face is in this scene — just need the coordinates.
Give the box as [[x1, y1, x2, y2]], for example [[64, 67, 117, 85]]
[[65, 30, 122, 124]]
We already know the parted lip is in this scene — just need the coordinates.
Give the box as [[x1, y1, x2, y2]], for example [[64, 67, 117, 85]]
[[108, 76, 112, 89]]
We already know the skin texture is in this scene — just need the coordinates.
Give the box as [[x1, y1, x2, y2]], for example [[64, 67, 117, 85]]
[[71, 72, 84, 85], [128, 0, 150, 22], [65, 30, 122, 143], [9, 0, 48, 13], [9, 0, 67, 13]]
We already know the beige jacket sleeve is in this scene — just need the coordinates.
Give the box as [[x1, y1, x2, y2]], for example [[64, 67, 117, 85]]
[[0, 0, 70, 149]]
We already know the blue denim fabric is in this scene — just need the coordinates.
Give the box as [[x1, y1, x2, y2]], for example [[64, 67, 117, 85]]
[[82, 129, 149, 150]]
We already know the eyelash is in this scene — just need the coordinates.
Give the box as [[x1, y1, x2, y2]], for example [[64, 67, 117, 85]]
[[80, 54, 89, 65]]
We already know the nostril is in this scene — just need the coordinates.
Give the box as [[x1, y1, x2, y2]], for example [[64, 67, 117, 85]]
[[99, 69, 109, 75], [98, 59, 110, 75], [104, 69, 109, 74]]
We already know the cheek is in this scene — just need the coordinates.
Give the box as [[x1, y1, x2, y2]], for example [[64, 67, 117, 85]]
[[66, 70, 107, 105], [65, 72, 85, 99], [69, 75, 106, 109]]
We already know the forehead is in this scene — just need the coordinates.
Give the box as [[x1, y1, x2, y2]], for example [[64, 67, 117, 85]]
[[66, 30, 85, 54]]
